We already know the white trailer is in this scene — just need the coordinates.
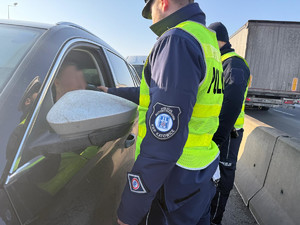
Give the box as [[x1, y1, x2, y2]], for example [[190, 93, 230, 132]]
[[230, 20, 300, 109]]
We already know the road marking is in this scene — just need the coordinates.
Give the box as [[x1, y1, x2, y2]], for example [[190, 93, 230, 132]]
[[273, 109, 295, 117]]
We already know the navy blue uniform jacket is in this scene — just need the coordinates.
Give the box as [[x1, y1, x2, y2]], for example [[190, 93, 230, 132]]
[[212, 43, 250, 146], [109, 3, 219, 224]]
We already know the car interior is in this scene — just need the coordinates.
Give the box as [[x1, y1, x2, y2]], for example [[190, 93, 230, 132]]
[[3, 45, 119, 221], [8, 45, 114, 172]]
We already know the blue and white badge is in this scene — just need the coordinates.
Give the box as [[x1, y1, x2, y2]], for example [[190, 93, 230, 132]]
[[128, 173, 147, 194], [149, 102, 181, 140]]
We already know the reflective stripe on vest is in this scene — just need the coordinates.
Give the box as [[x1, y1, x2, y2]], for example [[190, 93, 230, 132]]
[[221, 52, 250, 129], [136, 21, 224, 170]]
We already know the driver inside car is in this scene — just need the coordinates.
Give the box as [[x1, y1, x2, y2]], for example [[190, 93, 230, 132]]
[[53, 62, 87, 102]]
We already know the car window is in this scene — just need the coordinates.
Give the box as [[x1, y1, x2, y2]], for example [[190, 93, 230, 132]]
[[51, 48, 105, 102], [132, 65, 144, 79], [0, 24, 45, 93], [128, 64, 141, 87], [4, 44, 113, 224], [6, 46, 108, 173], [106, 51, 135, 87]]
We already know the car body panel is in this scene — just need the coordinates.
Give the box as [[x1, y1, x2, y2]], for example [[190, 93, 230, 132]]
[[0, 20, 138, 225]]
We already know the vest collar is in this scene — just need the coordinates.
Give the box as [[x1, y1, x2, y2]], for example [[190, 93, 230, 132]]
[[150, 3, 206, 37]]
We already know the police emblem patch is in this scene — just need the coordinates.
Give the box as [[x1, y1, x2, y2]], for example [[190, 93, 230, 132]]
[[149, 102, 181, 140], [131, 178, 140, 190], [128, 173, 147, 194]]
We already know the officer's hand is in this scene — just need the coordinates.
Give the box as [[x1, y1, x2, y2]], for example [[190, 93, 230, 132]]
[[97, 86, 108, 93], [117, 218, 129, 225]]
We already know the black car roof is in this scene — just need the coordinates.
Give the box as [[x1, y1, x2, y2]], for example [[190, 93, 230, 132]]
[[0, 19, 118, 54]]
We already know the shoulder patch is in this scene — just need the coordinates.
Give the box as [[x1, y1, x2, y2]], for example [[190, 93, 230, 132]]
[[149, 102, 181, 140], [128, 173, 147, 194]]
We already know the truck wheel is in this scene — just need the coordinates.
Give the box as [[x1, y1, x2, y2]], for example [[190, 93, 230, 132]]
[[261, 107, 270, 111]]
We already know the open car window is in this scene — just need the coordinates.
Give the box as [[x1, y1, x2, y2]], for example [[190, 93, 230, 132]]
[[4, 43, 116, 224], [6, 45, 108, 174]]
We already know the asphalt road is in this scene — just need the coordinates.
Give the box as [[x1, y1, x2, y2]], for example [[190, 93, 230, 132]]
[[223, 187, 257, 225], [245, 105, 300, 139]]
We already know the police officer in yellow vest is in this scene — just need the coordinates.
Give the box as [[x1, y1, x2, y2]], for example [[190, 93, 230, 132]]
[[100, 1, 224, 224], [208, 22, 250, 225]]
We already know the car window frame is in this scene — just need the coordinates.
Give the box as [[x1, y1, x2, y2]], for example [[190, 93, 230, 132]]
[[127, 63, 141, 87], [5, 38, 118, 184], [104, 49, 136, 87]]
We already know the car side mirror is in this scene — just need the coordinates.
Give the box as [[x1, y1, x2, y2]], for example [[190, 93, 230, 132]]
[[29, 90, 137, 154]]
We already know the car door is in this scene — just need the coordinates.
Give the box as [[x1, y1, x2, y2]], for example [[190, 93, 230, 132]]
[[3, 40, 137, 225]]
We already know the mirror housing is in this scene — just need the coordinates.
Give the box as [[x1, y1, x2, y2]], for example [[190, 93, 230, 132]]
[[47, 90, 137, 137], [29, 90, 137, 154]]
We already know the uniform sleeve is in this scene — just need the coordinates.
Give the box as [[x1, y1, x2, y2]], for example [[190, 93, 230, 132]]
[[117, 33, 205, 225], [213, 59, 250, 146], [108, 87, 140, 105]]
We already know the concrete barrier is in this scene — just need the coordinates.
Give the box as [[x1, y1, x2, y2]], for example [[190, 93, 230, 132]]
[[249, 136, 300, 225], [235, 125, 286, 205], [238, 115, 270, 159], [235, 115, 300, 224]]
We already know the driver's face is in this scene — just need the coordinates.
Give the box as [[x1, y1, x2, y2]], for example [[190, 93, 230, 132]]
[[56, 65, 85, 93], [77, 70, 87, 90]]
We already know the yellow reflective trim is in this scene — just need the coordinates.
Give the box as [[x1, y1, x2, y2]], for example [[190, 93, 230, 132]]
[[177, 142, 219, 170], [140, 85, 149, 94], [235, 124, 244, 129], [135, 136, 143, 160], [202, 43, 222, 62], [221, 52, 249, 68], [235, 117, 244, 126], [138, 124, 147, 139], [192, 104, 222, 118], [139, 94, 150, 107], [241, 104, 245, 111], [184, 133, 214, 148]]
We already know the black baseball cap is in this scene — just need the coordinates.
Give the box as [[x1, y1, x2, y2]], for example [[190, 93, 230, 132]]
[[142, 0, 153, 19]]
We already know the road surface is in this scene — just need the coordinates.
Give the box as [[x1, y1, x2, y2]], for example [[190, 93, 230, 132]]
[[223, 187, 257, 225], [246, 105, 300, 139]]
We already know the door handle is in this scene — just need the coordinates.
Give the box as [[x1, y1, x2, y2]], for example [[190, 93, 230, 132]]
[[125, 134, 136, 148]]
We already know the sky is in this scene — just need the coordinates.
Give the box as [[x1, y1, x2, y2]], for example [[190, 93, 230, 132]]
[[0, 0, 299, 57]]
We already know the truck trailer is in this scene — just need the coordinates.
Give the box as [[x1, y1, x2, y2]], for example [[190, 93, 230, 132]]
[[230, 20, 300, 109]]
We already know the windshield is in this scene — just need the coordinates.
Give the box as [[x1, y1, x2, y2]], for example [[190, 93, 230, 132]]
[[0, 24, 45, 92]]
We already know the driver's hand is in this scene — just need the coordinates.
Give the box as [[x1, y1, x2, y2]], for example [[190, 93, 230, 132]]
[[97, 86, 108, 93]]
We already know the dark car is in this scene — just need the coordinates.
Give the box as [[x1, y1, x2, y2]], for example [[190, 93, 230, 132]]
[[0, 20, 140, 225]]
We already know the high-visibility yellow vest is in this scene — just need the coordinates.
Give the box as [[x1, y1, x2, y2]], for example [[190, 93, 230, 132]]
[[136, 21, 224, 170], [221, 52, 250, 129]]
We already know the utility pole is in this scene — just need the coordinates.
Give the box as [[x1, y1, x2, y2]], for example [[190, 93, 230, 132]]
[[8, 3, 18, 19]]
